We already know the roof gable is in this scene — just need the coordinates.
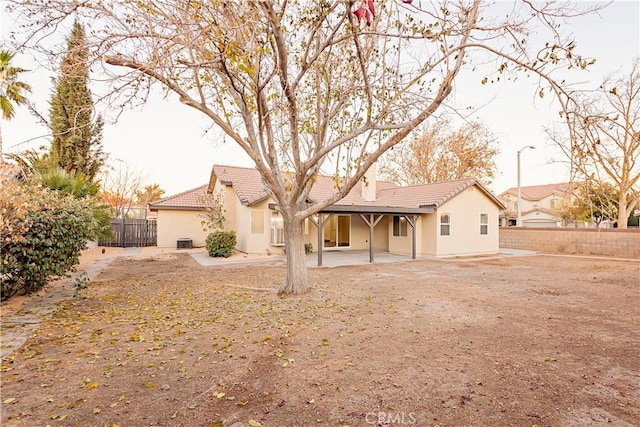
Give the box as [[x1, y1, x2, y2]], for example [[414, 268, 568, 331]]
[[210, 165, 270, 205]]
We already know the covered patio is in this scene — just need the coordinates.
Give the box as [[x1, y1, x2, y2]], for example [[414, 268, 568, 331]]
[[308, 207, 433, 266], [305, 249, 415, 268]]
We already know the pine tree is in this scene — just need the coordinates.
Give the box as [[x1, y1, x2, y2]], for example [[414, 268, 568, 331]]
[[49, 21, 104, 181]]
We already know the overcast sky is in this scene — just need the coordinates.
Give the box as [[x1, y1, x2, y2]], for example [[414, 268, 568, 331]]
[[1, 1, 639, 196]]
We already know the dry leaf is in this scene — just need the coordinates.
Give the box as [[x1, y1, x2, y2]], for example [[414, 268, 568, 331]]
[[85, 381, 99, 391]]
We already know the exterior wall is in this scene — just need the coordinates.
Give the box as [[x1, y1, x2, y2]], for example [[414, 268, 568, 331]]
[[221, 183, 237, 232], [349, 214, 372, 250], [500, 227, 640, 259], [373, 216, 389, 250], [156, 209, 208, 248], [388, 215, 422, 255], [435, 186, 500, 256], [233, 199, 278, 254], [420, 212, 437, 255]]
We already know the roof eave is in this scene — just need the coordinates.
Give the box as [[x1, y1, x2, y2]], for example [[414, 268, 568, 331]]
[[320, 205, 435, 214], [149, 205, 207, 212]]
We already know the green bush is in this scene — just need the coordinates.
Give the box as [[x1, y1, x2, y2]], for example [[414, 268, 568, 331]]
[[305, 243, 313, 254], [206, 231, 236, 257], [1, 183, 106, 301]]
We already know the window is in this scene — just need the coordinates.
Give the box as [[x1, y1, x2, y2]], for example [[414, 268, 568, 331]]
[[392, 216, 408, 237], [440, 213, 450, 236], [270, 211, 284, 245], [480, 213, 488, 235], [251, 210, 265, 234]]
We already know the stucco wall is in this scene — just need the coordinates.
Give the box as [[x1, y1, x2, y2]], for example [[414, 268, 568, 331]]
[[434, 186, 500, 257], [388, 215, 422, 255], [500, 227, 640, 259], [156, 209, 208, 248], [234, 199, 275, 254], [420, 211, 437, 255]]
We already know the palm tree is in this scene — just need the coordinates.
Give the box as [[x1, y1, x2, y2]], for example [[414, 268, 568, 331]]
[[0, 50, 32, 163]]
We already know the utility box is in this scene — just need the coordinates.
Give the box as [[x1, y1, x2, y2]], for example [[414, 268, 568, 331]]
[[177, 238, 193, 249]]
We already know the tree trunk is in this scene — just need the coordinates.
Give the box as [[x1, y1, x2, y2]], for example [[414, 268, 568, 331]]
[[617, 193, 628, 229], [278, 215, 310, 294]]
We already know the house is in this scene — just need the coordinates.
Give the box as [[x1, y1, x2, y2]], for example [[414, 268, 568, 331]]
[[498, 182, 584, 227], [152, 164, 505, 261], [149, 184, 211, 247]]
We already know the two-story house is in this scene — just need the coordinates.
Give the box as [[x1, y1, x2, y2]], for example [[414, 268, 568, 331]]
[[498, 182, 585, 227]]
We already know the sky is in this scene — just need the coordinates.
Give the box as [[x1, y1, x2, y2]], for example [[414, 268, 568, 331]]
[[1, 1, 639, 197]]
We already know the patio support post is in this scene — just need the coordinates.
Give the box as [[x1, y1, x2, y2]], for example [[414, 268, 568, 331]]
[[405, 215, 418, 260], [308, 213, 333, 266], [360, 214, 384, 263]]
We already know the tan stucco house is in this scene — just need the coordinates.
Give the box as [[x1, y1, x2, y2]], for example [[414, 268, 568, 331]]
[[151, 164, 505, 262], [498, 182, 589, 227], [149, 184, 211, 248]]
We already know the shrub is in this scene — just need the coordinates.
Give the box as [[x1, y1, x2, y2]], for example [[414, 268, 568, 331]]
[[206, 231, 236, 257], [1, 183, 105, 301], [304, 243, 313, 254]]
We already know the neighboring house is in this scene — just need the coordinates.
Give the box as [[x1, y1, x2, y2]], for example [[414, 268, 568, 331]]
[[498, 182, 587, 227], [149, 185, 211, 248], [154, 164, 506, 260]]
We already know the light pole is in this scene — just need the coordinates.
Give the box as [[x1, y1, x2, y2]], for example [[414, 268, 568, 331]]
[[517, 145, 536, 227]]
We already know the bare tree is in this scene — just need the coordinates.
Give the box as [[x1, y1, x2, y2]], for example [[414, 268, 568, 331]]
[[550, 59, 640, 228], [98, 160, 143, 219], [8, 0, 602, 293], [379, 120, 499, 186]]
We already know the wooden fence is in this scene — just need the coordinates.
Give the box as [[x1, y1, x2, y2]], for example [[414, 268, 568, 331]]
[[99, 219, 157, 247]]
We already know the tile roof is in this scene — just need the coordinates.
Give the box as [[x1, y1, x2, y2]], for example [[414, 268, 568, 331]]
[[149, 184, 211, 210], [206, 165, 505, 212], [210, 165, 270, 205], [499, 182, 578, 201]]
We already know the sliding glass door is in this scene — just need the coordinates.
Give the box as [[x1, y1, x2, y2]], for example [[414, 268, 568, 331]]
[[323, 215, 351, 248]]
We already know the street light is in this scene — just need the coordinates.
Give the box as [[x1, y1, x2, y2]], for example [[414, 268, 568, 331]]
[[517, 145, 536, 227]]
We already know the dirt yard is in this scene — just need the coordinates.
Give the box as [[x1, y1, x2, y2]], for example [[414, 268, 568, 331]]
[[1, 252, 638, 426]]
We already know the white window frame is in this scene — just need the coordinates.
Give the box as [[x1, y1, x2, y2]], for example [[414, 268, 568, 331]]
[[440, 212, 450, 236], [480, 213, 488, 235], [270, 211, 285, 245]]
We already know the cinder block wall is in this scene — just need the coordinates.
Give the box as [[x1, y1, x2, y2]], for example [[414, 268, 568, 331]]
[[499, 228, 640, 259]]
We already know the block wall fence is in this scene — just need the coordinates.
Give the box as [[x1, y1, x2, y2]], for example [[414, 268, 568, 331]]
[[499, 227, 640, 259]]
